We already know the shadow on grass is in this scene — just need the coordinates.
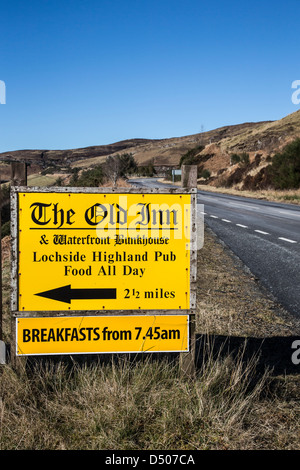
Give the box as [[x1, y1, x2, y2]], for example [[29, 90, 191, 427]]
[[195, 334, 300, 376], [18, 334, 300, 378]]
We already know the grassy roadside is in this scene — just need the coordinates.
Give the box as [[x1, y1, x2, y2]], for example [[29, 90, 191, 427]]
[[160, 178, 300, 205], [196, 227, 300, 338], [197, 184, 300, 205], [0, 229, 299, 450]]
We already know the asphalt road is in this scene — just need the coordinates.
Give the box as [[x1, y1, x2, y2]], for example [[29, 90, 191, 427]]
[[129, 178, 300, 320]]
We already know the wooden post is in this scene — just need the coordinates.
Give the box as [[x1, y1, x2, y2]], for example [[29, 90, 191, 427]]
[[10, 163, 27, 367], [11, 162, 27, 187], [180, 165, 197, 378], [0, 178, 2, 341], [181, 165, 197, 190], [0, 176, 4, 364]]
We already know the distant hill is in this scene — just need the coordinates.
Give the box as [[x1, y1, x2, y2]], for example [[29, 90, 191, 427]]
[[1, 109, 300, 187], [0, 138, 156, 180]]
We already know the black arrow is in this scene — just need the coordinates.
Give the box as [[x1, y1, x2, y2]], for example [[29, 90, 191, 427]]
[[35, 285, 117, 304]]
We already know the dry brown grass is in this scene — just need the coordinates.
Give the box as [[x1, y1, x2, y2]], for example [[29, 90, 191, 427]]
[[196, 228, 299, 338], [0, 341, 299, 450], [197, 184, 300, 205], [101, 178, 132, 188], [162, 177, 300, 205], [0, 228, 299, 450]]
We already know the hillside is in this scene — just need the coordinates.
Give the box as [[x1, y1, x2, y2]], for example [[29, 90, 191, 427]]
[[0, 138, 156, 181], [0, 122, 268, 177], [0, 109, 300, 187], [199, 109, 300, 189]]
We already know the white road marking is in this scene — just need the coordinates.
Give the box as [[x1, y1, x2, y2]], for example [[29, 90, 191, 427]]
[[205, 210, 298, 245], [254, 230, 269, 235], [278, 237, 297, 243]]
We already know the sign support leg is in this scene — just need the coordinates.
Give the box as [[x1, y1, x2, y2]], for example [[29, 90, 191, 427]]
[[10, 163, 27, 369], [179, 313, 196, 378], [0, 178, 5, 365], [180, 164, 198, 378]]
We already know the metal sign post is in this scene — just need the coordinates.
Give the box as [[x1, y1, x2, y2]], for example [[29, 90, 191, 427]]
[[172, 169, 181, 182]]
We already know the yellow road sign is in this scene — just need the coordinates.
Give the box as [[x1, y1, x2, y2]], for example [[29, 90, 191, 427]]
[[15, 191, 193, 311], [16, 315, 189, 355]]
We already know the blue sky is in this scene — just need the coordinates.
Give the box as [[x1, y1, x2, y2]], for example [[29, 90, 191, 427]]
[[0, 0, 299, 152]]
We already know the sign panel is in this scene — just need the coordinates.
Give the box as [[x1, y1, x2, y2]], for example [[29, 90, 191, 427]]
[[15, 190, 193, 312], [16, 315, 189, 356]]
